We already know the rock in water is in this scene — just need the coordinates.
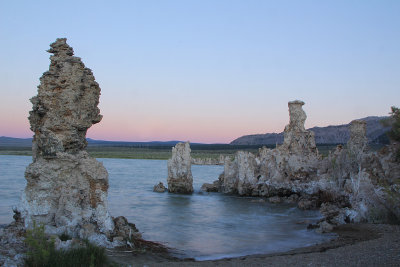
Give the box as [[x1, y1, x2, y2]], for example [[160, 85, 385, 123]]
[[218, 100, 321, 195], [153, 182, 166, 193], [18, 38, 115, 245], [216, 100, 400, 227], [167, 142, 194, 194]]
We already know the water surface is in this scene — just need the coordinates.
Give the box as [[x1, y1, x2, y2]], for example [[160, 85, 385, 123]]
[[0, 155, 331, 260]]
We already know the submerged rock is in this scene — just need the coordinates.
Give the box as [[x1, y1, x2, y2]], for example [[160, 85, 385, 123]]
[[167, 142, 194, 194]]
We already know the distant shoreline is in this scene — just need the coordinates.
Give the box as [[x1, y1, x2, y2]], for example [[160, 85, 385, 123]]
[[0, 143, 385, 160]]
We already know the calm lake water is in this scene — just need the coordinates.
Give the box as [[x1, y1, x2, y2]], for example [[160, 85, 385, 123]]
[[0, 155, 331, 260]]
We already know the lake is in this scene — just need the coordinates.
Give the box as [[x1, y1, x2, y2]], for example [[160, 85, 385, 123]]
[[0, 155, 331, 260]]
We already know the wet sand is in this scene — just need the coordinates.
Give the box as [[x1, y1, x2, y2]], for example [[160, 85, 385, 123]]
[[106, 223, 400, 266]]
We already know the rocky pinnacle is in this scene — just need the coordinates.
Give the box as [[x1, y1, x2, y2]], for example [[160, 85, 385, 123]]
[[347, 120, 368, 153], [29, 38, 102, 160], [19, 39, 120, 246], [281, 100, 318, 155], [167, 142, 194, 194]]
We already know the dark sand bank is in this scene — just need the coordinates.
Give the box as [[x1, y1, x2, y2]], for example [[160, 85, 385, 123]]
[[106, 223, 400, 266]]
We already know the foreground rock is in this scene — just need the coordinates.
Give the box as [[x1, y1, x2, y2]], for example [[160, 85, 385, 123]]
[[210, 100, 400, 230], [0, 214, 26, 267], [16, 38, 137, 247], [167, 142, 194, 194]]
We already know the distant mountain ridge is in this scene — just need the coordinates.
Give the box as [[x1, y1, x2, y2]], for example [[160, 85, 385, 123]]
[[1, 116, 391, 148], [230, 116, 391, 145], [0, 136, 33, 147], [0, 137, 188, 147]]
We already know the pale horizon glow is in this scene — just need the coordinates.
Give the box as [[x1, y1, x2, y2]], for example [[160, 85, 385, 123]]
[[1, 1, 399, 143]]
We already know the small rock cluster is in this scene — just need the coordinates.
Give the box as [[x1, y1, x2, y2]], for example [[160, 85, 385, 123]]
[[153, 182, 167, 193]]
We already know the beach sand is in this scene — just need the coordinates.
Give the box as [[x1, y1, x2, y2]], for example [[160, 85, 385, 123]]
[[106, 223, 400, 266]]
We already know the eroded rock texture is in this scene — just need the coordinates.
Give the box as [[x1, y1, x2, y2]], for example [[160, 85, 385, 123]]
[[281, 100, 318, 155], [153, 182, 167, 193], [218, 100, 320, 196], [212, 100, 400, 230], [347, 120, 368, 153], [167, 142, 194, 194], [18, 38, 130, 247], [29, 38, 102, 160]]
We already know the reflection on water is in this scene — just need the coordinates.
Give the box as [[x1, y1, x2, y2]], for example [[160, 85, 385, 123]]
[[0, 155, 332, 260]]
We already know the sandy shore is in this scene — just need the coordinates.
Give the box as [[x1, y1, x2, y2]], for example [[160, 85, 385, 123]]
[[106, 223, 400, 266]]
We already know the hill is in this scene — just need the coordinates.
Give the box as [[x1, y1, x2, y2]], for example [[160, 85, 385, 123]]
[[0, 136, 186, 148]]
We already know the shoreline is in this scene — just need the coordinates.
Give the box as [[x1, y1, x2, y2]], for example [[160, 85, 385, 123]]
[[106, 223, 400, 266]]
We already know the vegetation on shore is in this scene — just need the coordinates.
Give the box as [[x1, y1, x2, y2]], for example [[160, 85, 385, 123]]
[[24, 222, 115, 267], [0, 143, 385, 160]]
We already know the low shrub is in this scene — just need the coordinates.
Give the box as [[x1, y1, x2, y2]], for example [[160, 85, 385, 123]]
[[25, 222, 115, 267]]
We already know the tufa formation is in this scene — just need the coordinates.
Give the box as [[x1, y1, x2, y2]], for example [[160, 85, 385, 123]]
[[29, 38, 102, 159], [167, 142, 194, 194], [209, 100, 400, 231], [18, 38, 138, 247]]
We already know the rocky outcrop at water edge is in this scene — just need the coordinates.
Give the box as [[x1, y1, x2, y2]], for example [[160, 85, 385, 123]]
[[167, 142, 194, 194], [217, 100, 321, 196], [210, 100, 400, 230], [16, 38, 138, 248]]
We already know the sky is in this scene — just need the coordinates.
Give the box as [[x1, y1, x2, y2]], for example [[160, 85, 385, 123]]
[[0, 0, 399, 143]]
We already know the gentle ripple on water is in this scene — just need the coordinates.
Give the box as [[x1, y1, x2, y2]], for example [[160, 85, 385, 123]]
[[0, 155, 332, 260]]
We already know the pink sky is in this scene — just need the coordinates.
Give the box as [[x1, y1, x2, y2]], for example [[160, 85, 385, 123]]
[[1, 98, 389, 144], [1, 1, 398, 143]]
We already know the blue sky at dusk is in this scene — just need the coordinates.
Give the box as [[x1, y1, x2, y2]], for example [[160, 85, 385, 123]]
[[0, 0, 399, 143]]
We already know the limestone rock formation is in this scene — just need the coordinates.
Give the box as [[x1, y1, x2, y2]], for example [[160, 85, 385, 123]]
[[280, 100, 318, 155], [317, 122, 400, 226], [216, 100, 321, 196], [347, 120, 368, 153], [167, 142, 194, 194], [29, 38, 102, 160], [213, 100, 400, 229], [17, 38, 135, 247]]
